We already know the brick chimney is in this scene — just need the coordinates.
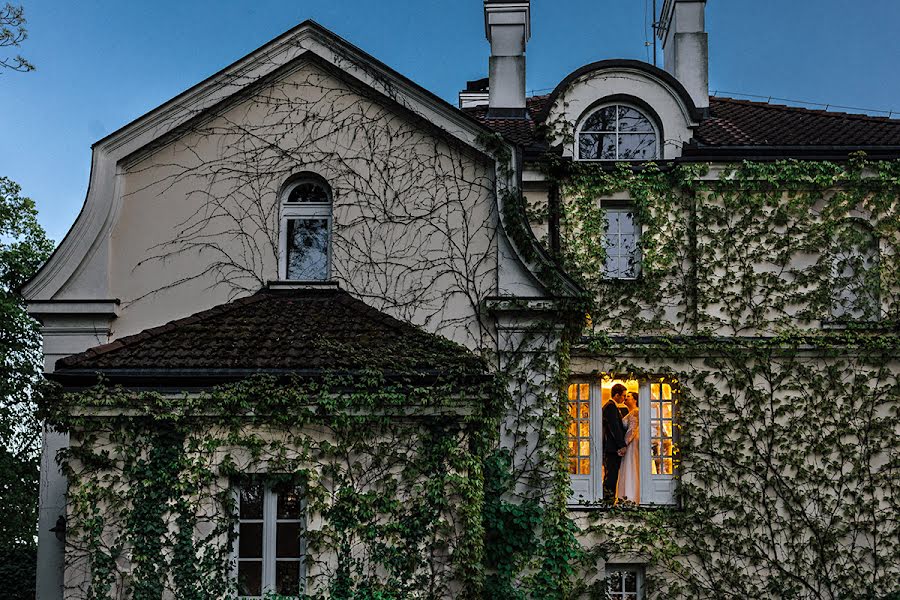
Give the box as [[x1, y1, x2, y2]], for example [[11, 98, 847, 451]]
[[658, 0, 709, 110], [484, 0, 531, 119]]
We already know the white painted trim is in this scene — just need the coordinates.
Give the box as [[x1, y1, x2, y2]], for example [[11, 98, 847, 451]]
[[568, 379, 678, 506], [575, 103, 661, 162]]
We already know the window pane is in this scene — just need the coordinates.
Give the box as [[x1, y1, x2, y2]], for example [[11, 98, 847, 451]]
[[624, 571, 637, 591], [287, 181, 330, 204], [579, 133, 616, 159], [238, 561, 262, 597], [618, 107, 655, 132], [287, 219, 329, 280], [618, 134, 656, 160], [606, 570, 623, 592], [579, 458, 591, 475], [604, 209, 639, 279], [276, 561, 301, 595], [240, 485, 263, 520], [239, 523, 263, 558], [582, 106, 618, 131], [277, 486, 303, 520], [276, 523, 303, 558]]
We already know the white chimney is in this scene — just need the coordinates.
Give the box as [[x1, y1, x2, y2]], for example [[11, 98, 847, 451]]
[[658, 0, 709, 110], [484, 0, 531, 118]]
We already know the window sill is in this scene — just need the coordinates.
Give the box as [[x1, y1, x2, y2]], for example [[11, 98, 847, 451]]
[[566, 500, 678, 512], [268, 280, 339, 291]]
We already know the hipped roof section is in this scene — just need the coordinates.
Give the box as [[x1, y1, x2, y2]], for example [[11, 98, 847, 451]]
[[53, 287, 488, 382]]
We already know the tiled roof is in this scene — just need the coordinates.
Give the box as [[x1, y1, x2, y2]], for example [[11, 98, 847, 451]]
[[55, 287, 486, 376], [697, 97, 900, 147], [464, 95, 900, 154], [462, 96, 550, 146]]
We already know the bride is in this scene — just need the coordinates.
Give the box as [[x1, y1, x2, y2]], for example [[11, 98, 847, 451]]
[[617, 391, 640, 502]]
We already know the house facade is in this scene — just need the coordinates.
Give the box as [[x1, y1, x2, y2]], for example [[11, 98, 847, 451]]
[[25, 1, 900, 598]]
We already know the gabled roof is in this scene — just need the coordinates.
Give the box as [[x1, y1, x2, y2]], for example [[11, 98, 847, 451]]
[[54, 287, 487, 380], [22, 20, 505, 304], [463, 95, 900, 159]]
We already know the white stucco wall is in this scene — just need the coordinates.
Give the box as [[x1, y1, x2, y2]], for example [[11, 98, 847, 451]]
[[107, 60, 499, 350]]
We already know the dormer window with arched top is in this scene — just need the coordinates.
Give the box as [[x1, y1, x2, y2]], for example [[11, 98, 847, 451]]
[[577, 104, 659, 161], [279, 176, 333, 281]]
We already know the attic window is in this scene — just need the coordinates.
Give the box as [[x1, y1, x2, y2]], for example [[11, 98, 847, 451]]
[[279, 177, 332, 281], [577, 105, 659, 161]]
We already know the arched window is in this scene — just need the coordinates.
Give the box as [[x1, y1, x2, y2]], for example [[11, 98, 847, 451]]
[[279, 176, 332, 281], [577, 104, 659, 161], [830, 220, 880, 322]]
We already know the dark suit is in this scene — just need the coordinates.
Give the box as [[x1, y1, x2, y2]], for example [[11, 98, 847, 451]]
[[602, 401, 627, 499]]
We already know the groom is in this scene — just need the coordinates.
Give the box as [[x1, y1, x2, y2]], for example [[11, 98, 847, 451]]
[[602, 383, 628, 500]]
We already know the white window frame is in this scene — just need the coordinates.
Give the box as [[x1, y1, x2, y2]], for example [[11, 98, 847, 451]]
[[232, 481, 307, 599], [567, 380, 678, 506], [603, 564, 646, 599], [575, 103, 660, 162], [601, 203, 641, 280], [278, 177, 333, 281]]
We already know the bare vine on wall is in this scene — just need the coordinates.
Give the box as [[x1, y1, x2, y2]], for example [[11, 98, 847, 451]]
[[125, 50, 498, 348]]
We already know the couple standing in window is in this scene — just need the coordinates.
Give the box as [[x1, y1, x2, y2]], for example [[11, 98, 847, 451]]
[[602, 384, 640, 502]]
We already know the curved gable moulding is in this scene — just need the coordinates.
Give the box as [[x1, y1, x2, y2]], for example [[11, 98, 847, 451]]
[[22, 20, 565, 312], [540, 60, 702, 161]]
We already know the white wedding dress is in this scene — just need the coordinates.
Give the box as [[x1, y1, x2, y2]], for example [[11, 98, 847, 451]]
[[617, 409, 640, 502]]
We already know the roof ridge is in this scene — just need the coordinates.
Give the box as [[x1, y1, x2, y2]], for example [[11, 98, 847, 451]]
[[712, 96, 900, 125]]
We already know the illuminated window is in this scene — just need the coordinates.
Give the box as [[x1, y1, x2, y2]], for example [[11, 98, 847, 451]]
[[235, 482, 305, 598], [577, 104, 659, 161], [566, 377, 678, 505], [830, 220, 880, 322], [568, 383, 591, 475], [604, 565, 644, 600], [649, 382, 675, 476], [603, 206, 640, 279], [280, 177, 332, 281]]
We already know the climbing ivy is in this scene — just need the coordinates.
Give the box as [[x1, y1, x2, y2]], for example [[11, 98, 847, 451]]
[[39, 131, 900, 600], [545, 153, 900, 599]]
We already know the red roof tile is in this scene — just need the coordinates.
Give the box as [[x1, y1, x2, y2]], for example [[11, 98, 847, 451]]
[[464, 94, 900, 154], [697, 97, 900, 147]]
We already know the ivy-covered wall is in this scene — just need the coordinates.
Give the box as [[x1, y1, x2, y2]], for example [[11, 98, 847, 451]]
[[557, 157, 900, 337], [552, 156, 900, 599], [43, 147, 900, 599], [47, 375, 495, 600]]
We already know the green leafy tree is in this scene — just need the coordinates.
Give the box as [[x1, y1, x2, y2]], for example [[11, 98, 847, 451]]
[[0, 176, 53, 599]]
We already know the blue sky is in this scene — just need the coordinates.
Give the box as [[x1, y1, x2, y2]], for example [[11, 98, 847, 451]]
[[2, 0, 900, 242]]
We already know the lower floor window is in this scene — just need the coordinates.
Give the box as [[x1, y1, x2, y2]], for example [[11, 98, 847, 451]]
[[604, 564, 644, 599], [568, 377, 678, 505], [236, 481, 306, 598]]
